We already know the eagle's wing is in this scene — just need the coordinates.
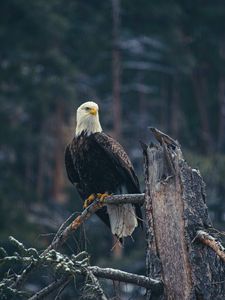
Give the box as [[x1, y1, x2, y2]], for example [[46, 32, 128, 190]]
[[93, 132, 143, 229], [92, 132, 140, 193], [65, 139, 111, 229], [65, 143, 79, 185]]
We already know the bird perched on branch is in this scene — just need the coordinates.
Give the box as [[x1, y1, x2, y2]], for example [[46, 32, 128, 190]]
[[65, 101, 142, 239]]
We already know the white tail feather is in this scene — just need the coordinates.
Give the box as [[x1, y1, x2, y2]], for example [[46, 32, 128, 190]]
[[107, 204, 138, 238]]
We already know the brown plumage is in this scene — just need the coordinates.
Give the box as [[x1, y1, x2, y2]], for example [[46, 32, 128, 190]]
[[65, 101, 142, 238]]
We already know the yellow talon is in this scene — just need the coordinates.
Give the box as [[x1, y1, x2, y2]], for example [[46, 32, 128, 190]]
[[83, 194, 95, 208], [97, 193, 111, 202], [83, 193, 111, 208]]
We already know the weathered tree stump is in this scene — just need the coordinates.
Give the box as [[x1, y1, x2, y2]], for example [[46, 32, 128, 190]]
[[143, 128, 225, 300]]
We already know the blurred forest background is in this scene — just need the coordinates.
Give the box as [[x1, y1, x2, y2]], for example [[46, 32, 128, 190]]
[[1, 0, 225, 299]]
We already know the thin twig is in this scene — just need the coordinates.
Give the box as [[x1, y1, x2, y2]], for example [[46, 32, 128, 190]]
[[43, 194, 144, 254], [54, 277, 72, 300], [13, 261, 38, 289], [12, 194, 145, 290], [43, 198, 104, 254], [52, 212, 78, 243], [28, 276, 71, 300]]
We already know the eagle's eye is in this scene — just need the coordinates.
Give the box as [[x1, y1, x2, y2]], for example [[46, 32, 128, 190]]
[[85, 107, 90, 111]]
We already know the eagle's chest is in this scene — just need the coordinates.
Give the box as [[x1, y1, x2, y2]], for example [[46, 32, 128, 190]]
[[75, 137, 120, 193], [76, 141, 103, 176]]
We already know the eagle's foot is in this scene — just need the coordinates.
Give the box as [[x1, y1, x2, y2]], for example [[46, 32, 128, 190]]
[[83, 194, 96, 208], [83, 193, 111, 208], [96, 193, 111, 203]]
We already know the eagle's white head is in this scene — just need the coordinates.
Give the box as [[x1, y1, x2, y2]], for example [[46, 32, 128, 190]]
[[76, 101, 102, 136]]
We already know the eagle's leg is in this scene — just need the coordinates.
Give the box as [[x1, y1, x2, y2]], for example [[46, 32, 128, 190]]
[[83, 194, 96, 208]]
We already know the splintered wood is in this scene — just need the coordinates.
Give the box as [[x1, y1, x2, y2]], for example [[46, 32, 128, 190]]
[[144, 128, 225, 300], [145, 144, 193, 300]]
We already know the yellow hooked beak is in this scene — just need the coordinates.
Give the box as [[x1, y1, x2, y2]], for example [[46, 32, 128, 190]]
[[89, 108, 97, 115]]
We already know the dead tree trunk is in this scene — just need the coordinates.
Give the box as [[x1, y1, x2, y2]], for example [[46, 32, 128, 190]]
[[143, 128, 225, 300]]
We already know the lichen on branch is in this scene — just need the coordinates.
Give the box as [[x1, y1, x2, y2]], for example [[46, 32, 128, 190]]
[[0, 236, 162, 299]]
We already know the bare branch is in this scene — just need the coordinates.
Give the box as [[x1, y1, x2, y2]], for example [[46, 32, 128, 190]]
[[44, 193, 144, 254], [43, 199, 104, 254], [27, 255, 161, 299], [87, 266, 162, 291], [104, 193, 144, 205], [28, 276, 71, 300], [13, 261, 38, 289], [196, 230, 225, 263], [10, 194, 145, 292], [54, 277, 71, 300], [85, 268, 108, 300]]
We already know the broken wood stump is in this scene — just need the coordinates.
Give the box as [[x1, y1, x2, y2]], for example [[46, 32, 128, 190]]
[[143, 128, 225, 300]]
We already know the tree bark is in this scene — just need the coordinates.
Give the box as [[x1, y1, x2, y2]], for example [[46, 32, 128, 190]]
[[170, 75, 180, 139], [112, 0, 122, 259], [192, 70, 213, 152], [218, 75, 225, 152], [36, 129, 45, 200], [52, 102, 67, 204], [143, 129, 225, 299], [112, 0, 122, 141]]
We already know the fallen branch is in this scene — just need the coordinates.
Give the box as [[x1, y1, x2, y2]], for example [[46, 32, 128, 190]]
[[196, 230, 225, 263]]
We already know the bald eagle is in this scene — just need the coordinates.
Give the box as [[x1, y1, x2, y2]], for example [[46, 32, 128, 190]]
[[65, 101, 142, 238]]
